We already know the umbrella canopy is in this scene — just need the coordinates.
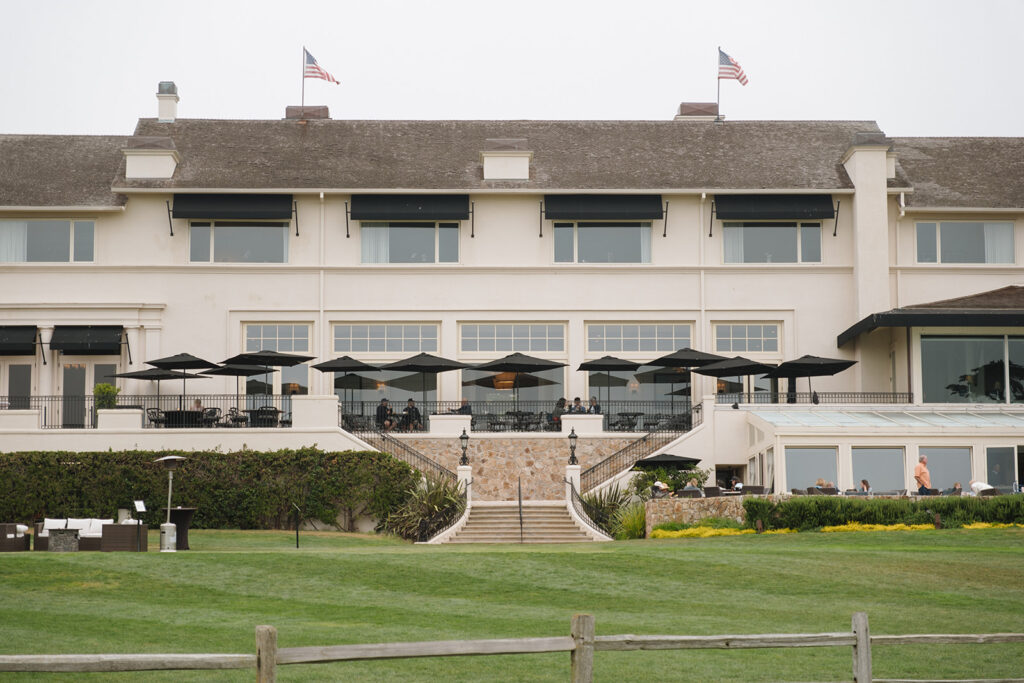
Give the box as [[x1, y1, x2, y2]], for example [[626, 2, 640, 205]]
[[334, 373, 382, 391], [632, 453, 702, 469], [767, 355, 857, 394], [200, 364, 277, 406], [385, 373, 437, 393], [312, 356, 379, 373], [648, 347, 727, 368], [691, 356, 776, 378], [464, 372, 557, 390], [378, 353, 468, 402], [222, 350, 315, 367], [586, 373, 630, 388], [634, 367, 691, 384], [470, 353, 566, 401], [110, 368, 209, 400], [146, 353, 220, 406], [578, 356, 642, 403]]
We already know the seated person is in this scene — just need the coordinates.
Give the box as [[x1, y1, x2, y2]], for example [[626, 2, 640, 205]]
[[450, 397, 472, 415], [192, 398, 203, 411], [651, 480, 670, 498], [550, 398, 567, 425], [681, 478, 704, 497], [969, 479, 994, 496], [375, 398, 394, 431], [587, 396, 601, 414], [859, 479, 871, 493], [400, 398, 423, 431], [730, 476, 743, 491], [941, 481, 963, 495], [570, 397, 586, 413]]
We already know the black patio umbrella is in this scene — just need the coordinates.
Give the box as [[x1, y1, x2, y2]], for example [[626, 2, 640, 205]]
[[767, 355, 857, 394], [463, 372, 557, 391], [110, 368, 209, 401], [648, 347, 727, 368], [378, 352, 469, 403], [334, 373, 382, 391], [313, 356, 380, 406], [632, 453, 702, 469], [222, 350, 314, 397], [146, 353, 220, 407], [471, 353, 567, 401], [577, 356, 641, 404], [633, 366, 692, 407], [200, 364, 277, 408], [692, 357, 776, 395]]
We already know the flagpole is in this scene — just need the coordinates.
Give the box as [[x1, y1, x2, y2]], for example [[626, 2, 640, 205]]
[[301, 47, 305, 108], [716, 46, 721, 122]]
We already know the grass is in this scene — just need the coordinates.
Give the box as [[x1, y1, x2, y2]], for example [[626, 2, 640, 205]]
[[1, 528, 1022, 681]]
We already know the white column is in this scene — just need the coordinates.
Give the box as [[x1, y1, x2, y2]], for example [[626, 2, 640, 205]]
[[37, 325, 55, 395], [458, 464, 473, 505]]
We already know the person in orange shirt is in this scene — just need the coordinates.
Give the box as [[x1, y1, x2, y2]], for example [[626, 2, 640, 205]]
[[914, 455, 932, 495]]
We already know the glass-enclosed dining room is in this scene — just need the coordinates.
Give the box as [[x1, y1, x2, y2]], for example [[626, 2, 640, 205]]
[[920, 335, 1024, 403]]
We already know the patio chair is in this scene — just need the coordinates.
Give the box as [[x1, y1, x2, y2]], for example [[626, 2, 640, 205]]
[[791, 488, 806, 495], [703, 486, 721, 498], [227, 407, 248, 427], [200, 407, 222, 428], [255, 406, 280, 428], [979, 487, 1001, 496], [742, 485, 765, 495], [674, 489, 701, 498], [146, 408, 166, 428]]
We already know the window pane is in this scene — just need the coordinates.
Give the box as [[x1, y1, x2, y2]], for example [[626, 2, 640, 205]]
[[921, 336, 1004, 403], [852, 447, 905, 491], [8, 364, 31, 408], [1009, 338, 1024, 404], [940, 222, 986, 263], [438, 225, 459, 262], [983, 222, 1014, 263], [785, 447, 837, 490], [726, 225, 798, 263], [920, 447, 971, 490], [190, 224, 210, 261], [389, 226, 435, 263], [361, 225, 388, 263], [27, 220, 70, 262], [985, 447, 1014, 488], [73, 221, 94, 261], [214, 224, 286, 263], [577, 225, 648, 263], [554, 225, 574, 262], [916, 223, 937, 262], [800, 224, 820, 262]]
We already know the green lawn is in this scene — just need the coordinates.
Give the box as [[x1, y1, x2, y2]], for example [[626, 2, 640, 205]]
[[1, 529, 1022, 681]]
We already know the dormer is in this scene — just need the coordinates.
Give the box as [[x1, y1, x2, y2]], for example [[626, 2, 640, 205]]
[[123, 137, 179, 179], [481, 138, 532, 180]]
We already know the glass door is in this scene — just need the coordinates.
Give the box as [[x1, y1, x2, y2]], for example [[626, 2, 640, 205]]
[[2, 363, 32, 409], [61, 360, 118, 427]]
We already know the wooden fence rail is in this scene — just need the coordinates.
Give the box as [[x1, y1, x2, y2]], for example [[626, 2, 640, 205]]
[[0, 613, 1021, 682]]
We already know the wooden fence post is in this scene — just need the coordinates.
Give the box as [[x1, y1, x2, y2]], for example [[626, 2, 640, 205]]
[[851, 612, 871, 683], [570, 614, 595, 683], [256, 625, 277, 683]]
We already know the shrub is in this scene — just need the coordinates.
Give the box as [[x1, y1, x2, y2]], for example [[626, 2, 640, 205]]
[[382, 476, 466, 542], [581, 484, 632, 532], [92, 383, 120, 409], [0, 448, 418, 530], [630, 466, 711, 499], [610, 502, 646, 539]]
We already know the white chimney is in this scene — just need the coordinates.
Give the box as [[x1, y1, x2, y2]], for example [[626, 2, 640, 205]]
[[157, 81, 178, 122]]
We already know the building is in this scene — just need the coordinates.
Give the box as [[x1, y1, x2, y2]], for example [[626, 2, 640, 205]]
[[2, 83, 1023, 498]]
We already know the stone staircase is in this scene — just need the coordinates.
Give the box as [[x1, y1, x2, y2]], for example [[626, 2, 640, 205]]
[[446, 501, 597, 544]]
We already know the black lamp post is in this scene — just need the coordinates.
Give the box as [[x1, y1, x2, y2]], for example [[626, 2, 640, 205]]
[[568, 427, 578, 465], [459, 428, 470, 466]]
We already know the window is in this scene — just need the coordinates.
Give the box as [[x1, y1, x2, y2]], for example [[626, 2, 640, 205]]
[[553, 222, 651, 263], [190, 221, 288, 263], [985, 447, 1015, 488], [245, 324, 310, 396], [852, 447, 905, 491], [920, 335, 1024, 403], [461, 324, 564, 353], [1, 363, 32, 408], [715, 324, 779, 353], [361, 222, 458, 263], [587, 324, 690, 353], [722, 222, 820, 263], [334, 324, 438, 353], [785, 447, 837, 491], [919, 447, 971, 490], [0, 220, 93, 262], [916, 222, 1013, 264]]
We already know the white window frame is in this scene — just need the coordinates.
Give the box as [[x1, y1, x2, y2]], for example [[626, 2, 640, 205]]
[[915, 221, 1015, 264], [0, 219, 94, 263], [586, 323, 692, 354], [722, 221, 821, 264], [334, 323, 439, 354], [360, 221, 460, 264], [714, 323, 780, 354], [460, 323, 565, 354], [244, 323, 311, 395], [189, 221, 290, 263], [553, 221, 652, 264]]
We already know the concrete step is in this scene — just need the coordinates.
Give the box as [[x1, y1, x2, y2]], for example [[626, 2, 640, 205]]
[[444, 502, 597, 544]]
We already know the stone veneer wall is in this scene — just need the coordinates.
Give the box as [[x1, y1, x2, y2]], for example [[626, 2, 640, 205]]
[[403, 436, 634, 501], [645, 495, 787, 536]]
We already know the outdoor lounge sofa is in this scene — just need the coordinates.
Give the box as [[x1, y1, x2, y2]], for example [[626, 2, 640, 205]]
[[1, 523, 31, 551], [33, 518, 146, 551]]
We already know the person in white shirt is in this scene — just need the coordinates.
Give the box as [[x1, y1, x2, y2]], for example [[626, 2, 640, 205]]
[[969, 480, 993, 496]]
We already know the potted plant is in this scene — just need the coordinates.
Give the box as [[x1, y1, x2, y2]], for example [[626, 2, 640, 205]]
[[93, 383, 121, 410]]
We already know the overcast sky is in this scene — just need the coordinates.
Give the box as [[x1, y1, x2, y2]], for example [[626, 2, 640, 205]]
[[2, 0, 1021, 137]]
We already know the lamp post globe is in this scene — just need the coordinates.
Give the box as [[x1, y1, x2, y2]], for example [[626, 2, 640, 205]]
[[459, 428, 470, 466]]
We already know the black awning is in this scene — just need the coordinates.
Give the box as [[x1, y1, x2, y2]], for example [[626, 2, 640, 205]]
[[715, 194, 835, 220], [350, 194, 470, 221], [49, 326, 124, 355], [0, 326, 37, 355], [837, 310, 1024, 348], [172, 194, 294, 220], [544, 194, 664, 220]]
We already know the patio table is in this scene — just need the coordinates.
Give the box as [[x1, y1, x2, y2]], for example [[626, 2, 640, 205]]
[[164, 410, 203, 428], [615, 412, 644, 430]]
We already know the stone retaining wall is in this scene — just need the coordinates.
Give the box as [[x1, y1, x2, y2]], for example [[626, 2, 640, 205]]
[[404, 436, 633, 501], [645, 495, 787, 536]]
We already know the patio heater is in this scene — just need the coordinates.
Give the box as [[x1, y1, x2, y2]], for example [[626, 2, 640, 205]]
[[567, 427, 578, 465], [459, 428, 470, 466], [154, 455, 186, 552]]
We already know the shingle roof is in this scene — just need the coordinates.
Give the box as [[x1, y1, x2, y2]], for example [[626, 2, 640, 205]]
[[0, 135, 129, 207], [906, 285, 1024, 310], [113, 118, 881, 191], [892, 137, 1024, 209]]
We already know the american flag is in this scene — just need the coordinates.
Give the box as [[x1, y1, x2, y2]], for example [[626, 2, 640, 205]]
[[718, 49, 748, 86], [304, 48, 339, 84]]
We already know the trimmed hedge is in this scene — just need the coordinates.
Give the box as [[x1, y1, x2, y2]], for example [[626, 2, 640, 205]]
[[743, 494, 1024, 531], [0, 448, 418, 531]]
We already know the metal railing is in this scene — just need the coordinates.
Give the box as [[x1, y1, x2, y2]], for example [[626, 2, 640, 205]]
[[0, 394, 294, 429], [354, 429, 456, 483], [567, 478, 612, 537], [338, 400, 692, 433], [579, 404, 702, 493], [427, 478, 470, 541], [716, 391, 913, 405]]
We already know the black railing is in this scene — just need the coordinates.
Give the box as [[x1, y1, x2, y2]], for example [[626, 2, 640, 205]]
[[338, 400, 692, 433], [715, 392, 913, 405], [354, 430, 457, 483], [0, 394, 294, 429], [579, 404, 702, 493], [567, 478, 610, 537]]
